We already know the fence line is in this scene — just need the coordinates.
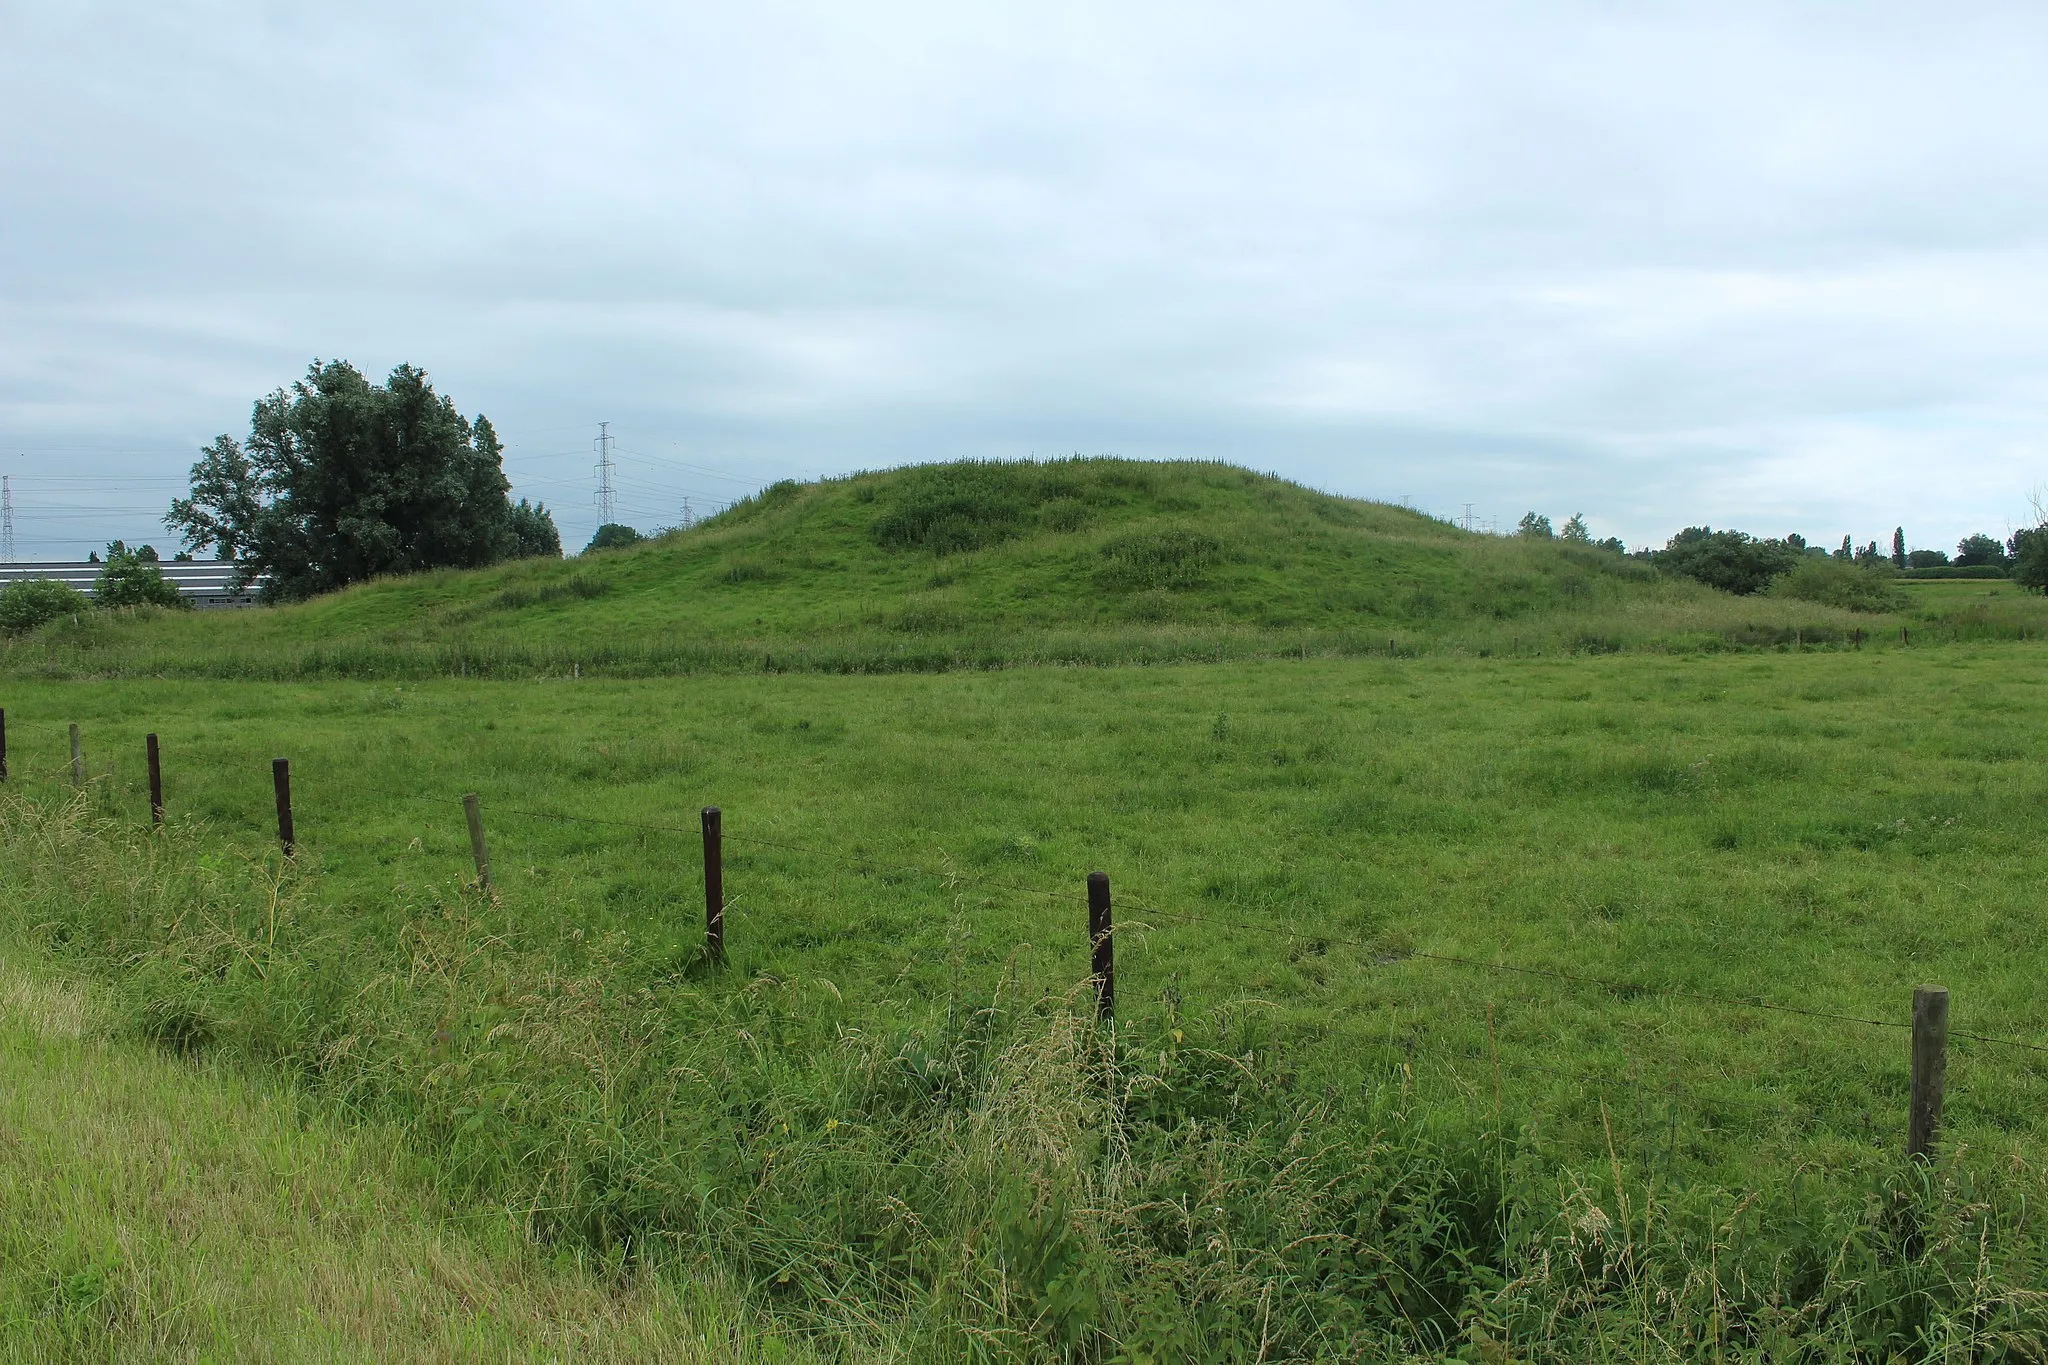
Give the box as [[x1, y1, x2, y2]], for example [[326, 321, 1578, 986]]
[[312, 783, 2048, 1052], [166, 771, 2048, 1057]]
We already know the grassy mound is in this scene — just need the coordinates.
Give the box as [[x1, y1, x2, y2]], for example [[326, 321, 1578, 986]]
[[0, 459, 1894, 678]]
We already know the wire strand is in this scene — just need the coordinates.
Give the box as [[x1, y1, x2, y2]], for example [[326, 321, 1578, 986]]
[[122, 775, 2048, 1058]]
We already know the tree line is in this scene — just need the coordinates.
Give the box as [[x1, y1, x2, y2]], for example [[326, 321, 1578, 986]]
[[30, 354, 2046, 619], [1516, 512, 2038, 603]]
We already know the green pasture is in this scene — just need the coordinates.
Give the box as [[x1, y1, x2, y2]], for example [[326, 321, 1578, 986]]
[[4, 573, 2048, 1350], [12, 646, 2048, 1326], [10, 642, 2046, 1159]]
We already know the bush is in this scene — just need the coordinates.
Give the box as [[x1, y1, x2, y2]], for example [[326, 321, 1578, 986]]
[[1768, 557, 1907, 612], [1095, 527, 1229, 592], [582, 524, 643, 554], [94, 541, 186, 610], [1899, 565, 2007, 580], [871, 463, 1037, 554], [1653, 528, 1802, 596], [0, 578, 90, 635]]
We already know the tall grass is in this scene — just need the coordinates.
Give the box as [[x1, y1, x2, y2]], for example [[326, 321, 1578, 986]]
[[0, 596, 1953, 682], [0, 944, 800, 1362], [7, 789, 2044, 1360]]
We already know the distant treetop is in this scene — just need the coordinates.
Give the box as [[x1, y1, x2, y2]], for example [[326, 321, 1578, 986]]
[[583, 523, 644, 554]]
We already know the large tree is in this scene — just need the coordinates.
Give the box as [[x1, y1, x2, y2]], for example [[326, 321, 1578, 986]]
[[2011, 527, 2048, 594], [1956, 533, 2008, 568], [167, 360, 559, 601]]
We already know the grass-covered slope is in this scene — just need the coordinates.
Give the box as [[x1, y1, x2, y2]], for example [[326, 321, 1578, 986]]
[[0, 945, 805, 1362], [9, 458, 1892, 677]]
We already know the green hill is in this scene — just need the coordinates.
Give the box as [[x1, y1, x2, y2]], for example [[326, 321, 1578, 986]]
[[8, 459, 1875, 677]]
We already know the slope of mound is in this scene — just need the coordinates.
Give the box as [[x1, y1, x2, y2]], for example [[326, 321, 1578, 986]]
[[7, 459, 1869, 677]]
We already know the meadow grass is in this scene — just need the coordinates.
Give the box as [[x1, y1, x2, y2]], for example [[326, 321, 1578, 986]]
[[9, 458, 1998, 682], [4, 639, 2048, 1358], [0, 944, 818, 1363]]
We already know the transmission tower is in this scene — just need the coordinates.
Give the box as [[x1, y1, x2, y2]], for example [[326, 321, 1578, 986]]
[[593, 422, 616, 526], [2, 474, 14, 565]]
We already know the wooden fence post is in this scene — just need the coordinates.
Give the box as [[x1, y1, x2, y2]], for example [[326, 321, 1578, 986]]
[[146, 734, 163, 827], [1908, 985, 1949, 1160], [462, 793, 491, 891], [272, 757, 295, 856], [702, 806, 724, 963], [0, 707, 8, 782], [1088, 871, 1114, 1023], [69, 724, 81, 786]]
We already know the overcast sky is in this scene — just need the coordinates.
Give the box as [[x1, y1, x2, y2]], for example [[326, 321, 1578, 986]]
[[3, 2, 2044, 558]]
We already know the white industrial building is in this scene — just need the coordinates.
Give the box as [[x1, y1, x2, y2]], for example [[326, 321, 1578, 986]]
[[0, 560, 262, 609]]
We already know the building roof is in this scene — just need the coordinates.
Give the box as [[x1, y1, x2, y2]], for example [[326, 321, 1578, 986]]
[[0, 560, 263, 608]]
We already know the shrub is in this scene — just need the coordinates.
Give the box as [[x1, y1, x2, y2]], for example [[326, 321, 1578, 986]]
[[94, 541, 186, 610], [0, 577, 90, 635], [1768, 557, 1907, 612], [871, 463, 1036, 554], [582, 524, 642, 554], [1899, 564, 2007, 580], [1038, 497, 1092, 533], [1095, 527, 1229, 592], [491, 575, 609, 612], [719, 557, 776, 584], [1653, 528, 1802, 595]]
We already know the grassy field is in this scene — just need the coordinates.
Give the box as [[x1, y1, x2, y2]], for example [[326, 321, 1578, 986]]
[[1, 459, 1942, 681], [0, 945, 812, 1362], [7, 460, 2047, 1357], [6, 631, 2048, 1357]]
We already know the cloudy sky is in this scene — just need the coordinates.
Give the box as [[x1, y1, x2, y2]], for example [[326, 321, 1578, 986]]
[[3, 2, 2043, 558]]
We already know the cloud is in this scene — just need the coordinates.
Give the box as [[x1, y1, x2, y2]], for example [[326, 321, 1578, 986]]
[[2, 0, 2045, 556]]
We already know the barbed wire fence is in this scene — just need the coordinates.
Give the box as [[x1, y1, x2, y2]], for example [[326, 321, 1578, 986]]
[[7, 707, 2047, 1168]]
